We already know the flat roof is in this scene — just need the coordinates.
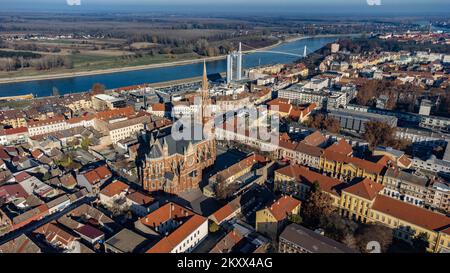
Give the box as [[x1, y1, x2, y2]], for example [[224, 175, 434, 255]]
[[105, 228, 149, 253]]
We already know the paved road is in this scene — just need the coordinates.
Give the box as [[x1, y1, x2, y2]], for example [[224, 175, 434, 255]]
[[0, 196, 95, 245]]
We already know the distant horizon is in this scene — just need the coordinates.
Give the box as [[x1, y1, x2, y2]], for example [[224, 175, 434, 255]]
[[1, 0, 450, 16]]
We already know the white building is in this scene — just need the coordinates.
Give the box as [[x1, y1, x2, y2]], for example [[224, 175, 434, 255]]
[[136, 202, 208, 253], [419, 99, 432, 116], [27, 116, 68, 137]]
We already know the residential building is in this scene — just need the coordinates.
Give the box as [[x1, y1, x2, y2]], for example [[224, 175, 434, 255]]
[[320, 140, 387, 183], [255, 195, 301, 239], [76, 165, 112, 194], [339, 178, 384, 222], [209, 193, 256, 225], [274, 164, 342, 205], [279, 224, 356, 253], [105, 228, 150, 253], [137, 202, 208, 253], [382, 169, 429, 207], [126, 190, 159, 217], [0, 234, 41, 253], [99, 180, 129, 208], [426, 180, 450, 214]]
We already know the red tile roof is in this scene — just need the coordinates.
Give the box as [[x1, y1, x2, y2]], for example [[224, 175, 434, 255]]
[[276, 164, 343, 197], [324, 139, 353, 156], [95, 106, 135, 121], [140, 202, 195, 229], [95, 165, 112, 180], [100, 180, 129, 198], [302, 131, 327, 147], [14, 172, 31, 183], [267, 195, 301, 221], [267, 98, 292, 114], [343, 178, 384, 200], [127, 190, 155, 205], [0, 183, 28, 200], [83, 165, 112, 185], [209, 230, 243, 253], [150, 103, 166, 112], [145, 204, 207, 254], [3, 127, 28, 135], [323, 151, 386, 175], [372, 195, 450, 232], [211, 201, 239, 225], [66, 115, 94, 124]]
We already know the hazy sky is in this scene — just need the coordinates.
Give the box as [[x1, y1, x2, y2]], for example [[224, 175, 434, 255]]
[[2, 0, 450, 15]]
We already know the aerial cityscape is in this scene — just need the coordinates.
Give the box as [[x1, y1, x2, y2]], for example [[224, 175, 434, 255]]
[[0, 0, 449, 262]]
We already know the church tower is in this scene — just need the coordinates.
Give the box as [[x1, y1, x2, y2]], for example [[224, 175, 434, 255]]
[[200, 60, 212, 126]]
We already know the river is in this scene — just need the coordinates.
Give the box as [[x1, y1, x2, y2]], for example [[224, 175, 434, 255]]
[[0, 36, 338, 97]]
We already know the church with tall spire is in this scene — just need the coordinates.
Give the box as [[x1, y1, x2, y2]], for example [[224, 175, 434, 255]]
[[200, 60, 213, 126], [139, 59, 216, 195]]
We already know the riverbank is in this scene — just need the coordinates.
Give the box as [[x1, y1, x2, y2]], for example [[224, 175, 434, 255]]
[[0, 34, 350, 85]]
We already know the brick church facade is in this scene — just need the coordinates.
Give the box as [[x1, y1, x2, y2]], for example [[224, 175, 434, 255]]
[[141, 61, 216, 194]]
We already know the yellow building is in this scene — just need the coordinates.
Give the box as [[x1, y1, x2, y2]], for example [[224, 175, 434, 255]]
[[369, 194, 450, 253], [320, 140, 386, 183], [274, 164, 341, 206], [0, 110, 27, 128], [337, 176, 450, 252], [339, 178, 384, 223], [275, 163, 450, 252], [256, 195, 301, 239]]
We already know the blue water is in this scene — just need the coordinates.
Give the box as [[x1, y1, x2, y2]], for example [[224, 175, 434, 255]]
[[0, 37, 337, 97]]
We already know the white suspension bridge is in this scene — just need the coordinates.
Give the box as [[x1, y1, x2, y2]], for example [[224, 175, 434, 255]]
[[240, 42, 315, 58]]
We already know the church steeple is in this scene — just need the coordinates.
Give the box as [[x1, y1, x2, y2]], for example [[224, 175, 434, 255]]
[[202, 60, 209, 91]]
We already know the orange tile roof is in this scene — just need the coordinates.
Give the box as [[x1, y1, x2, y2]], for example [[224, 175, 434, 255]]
[[276, 164, 342, 196], [83, 170, 100, 185], [94, 165, 112, 180], [31, 149, 43, 159], [398, 155, 412, 168], [140, 202, 195, 229], [60, 173, 77, 188], [211, 203, 236, 225], [127, 190, 154, 205], [343, 178, 384, 201], [324, 139, 353, 156], [35, 222, 77, 248], [100, 180, 129, 198], [146, 213, 207, 253], [150, 103, 166, 112], [267, 98, 292, 114], [95, 106, 135, 121], [210, 230, 243, 253], [66, 115, 95, 124], [302, 131, 327, 147], [279, 139, 297, 151], [267, 195, 301, 222], [372, 195, 450, 232], [323, 151, 386, 175]]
